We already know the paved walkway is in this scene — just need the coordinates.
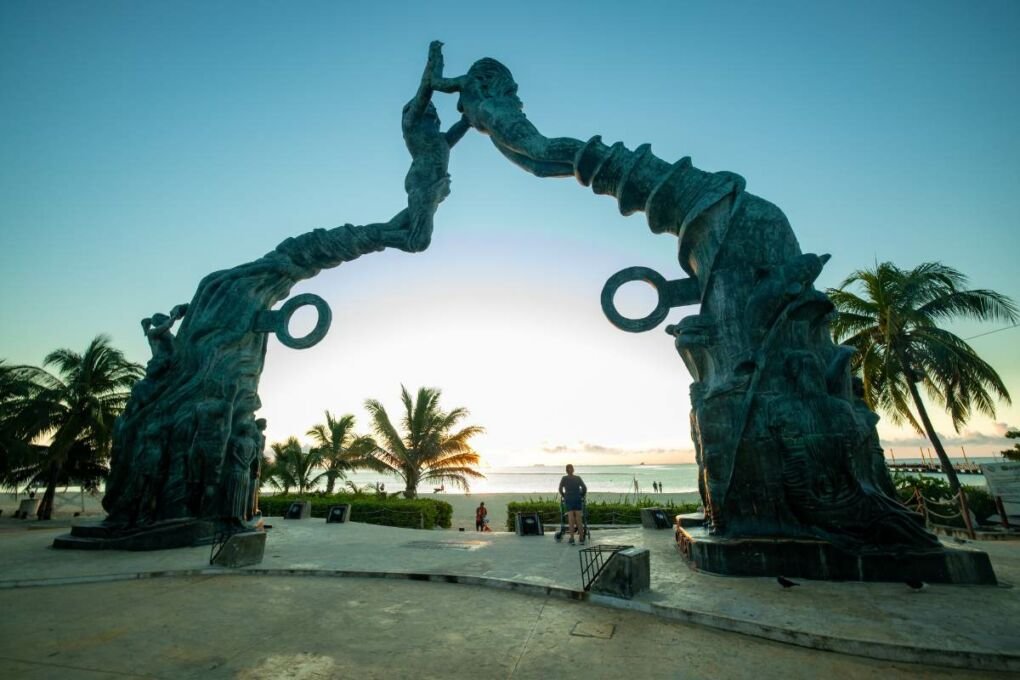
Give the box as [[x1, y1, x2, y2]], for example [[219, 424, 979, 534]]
[[0, 518, 1017, 676]]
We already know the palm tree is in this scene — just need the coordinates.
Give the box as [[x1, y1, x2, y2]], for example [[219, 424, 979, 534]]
[[0, 361, 42, 492], [265, 437, 323, 495], [364, 386, 484, 498], [2, 336, 144, 519], [306, 411, 380, 494], [829, 262, 1017, 492]]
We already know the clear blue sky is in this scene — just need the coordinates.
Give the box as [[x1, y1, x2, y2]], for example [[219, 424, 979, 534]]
[[2, 1, 1018, 465]]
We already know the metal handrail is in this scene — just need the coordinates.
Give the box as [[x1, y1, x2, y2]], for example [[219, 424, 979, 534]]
[[579, 544, 632, 592]]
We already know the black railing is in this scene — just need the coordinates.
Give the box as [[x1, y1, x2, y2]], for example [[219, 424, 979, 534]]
[[579, 544, 632, 592]]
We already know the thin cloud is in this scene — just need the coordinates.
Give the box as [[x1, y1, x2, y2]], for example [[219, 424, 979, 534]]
[[882, 424, 1016, 448], [540, 441, 694, 458]]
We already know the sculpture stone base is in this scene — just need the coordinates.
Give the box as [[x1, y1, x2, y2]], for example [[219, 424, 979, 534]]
[[53, 518, 221, 551], [675, 525, 997, 585], [676, 512, 707, 529]]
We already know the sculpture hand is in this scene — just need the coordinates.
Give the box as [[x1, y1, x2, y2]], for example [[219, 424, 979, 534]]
[[426, 40, 445, 89]]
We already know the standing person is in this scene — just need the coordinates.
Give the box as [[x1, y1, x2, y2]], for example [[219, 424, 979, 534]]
[[475, 502, 487, 531], [558, 464, 587, 545]]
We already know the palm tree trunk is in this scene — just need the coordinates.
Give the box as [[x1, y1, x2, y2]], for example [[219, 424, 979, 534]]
[[37, 461, 61, 520], [904, 377, 963, 494], [326, 475, 335, 494]]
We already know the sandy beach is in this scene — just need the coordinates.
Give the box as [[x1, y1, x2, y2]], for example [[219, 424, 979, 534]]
[[2, 490, 700, 532]]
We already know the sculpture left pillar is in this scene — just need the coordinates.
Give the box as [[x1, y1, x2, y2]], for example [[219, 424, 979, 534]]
[[54, 42, 463, 550]]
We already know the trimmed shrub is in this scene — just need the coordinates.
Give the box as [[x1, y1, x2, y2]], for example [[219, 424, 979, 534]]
[[893, 473, 997, 527], [260, 493, 452, 529], [505, 496, 699, 532]]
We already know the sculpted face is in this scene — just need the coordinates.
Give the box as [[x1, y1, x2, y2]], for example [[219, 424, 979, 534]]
[[459, 58, 522, 113]]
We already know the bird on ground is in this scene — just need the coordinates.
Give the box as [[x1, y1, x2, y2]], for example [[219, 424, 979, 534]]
[[777, 576, 800, 589], [905, 579, 928, 592]]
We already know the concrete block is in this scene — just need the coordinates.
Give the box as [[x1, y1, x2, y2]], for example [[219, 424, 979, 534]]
[[591, 547, 650, 599], [211, 531, 266, 567], [515, 512, 544, 536], [16, 498, 39, 519], [285, 501, 312, 519], [326, 504, 352, 524], [640, 507, 671, 529]]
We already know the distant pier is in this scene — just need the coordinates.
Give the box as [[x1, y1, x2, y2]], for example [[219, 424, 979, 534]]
[[886, 462, 983, 475]]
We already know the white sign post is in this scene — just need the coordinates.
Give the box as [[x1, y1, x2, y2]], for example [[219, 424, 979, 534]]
[[980, 462, 1020, 518]]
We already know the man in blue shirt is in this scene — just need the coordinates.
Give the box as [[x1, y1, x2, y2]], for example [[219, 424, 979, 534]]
[[558, 464, 588, 545]]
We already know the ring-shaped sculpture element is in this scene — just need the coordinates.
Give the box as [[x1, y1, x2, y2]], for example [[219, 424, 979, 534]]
[[271, 293, 333, 349], [601, 266, 671, 333]]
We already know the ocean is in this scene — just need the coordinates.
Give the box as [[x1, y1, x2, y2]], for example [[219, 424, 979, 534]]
[[335, 459, 992, 495], [339, 464, 700, 495]]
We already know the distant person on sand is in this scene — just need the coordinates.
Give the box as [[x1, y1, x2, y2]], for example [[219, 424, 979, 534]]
[[559, 464, 587, 545], [475, 502, 488, 531]]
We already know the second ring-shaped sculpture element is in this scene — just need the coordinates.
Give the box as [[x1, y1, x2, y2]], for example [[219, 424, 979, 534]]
[[255, 293, 333, 349], [600, 266, 702, 333]]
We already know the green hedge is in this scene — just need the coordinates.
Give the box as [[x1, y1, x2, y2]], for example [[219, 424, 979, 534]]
[[893, 473, 997, 528], [260, 493, 452, 529], [504, 496, 699, 532]]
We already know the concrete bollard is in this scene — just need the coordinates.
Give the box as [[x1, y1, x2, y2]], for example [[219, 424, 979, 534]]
[[640, 507, 672, 529], [284, 501, 312, 520], [590, 547, 650, 599], [210, 531, 267, 568]]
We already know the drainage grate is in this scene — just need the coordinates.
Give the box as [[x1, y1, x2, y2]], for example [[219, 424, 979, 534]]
[[570, 621, 616, 639], [402, 540, 488, 551]]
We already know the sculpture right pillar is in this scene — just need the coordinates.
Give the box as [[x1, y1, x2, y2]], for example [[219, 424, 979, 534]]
[[580, 135, 997, 583], [441, 52, 997, 582]]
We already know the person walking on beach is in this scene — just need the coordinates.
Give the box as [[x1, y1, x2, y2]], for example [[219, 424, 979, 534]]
[[475, 502, 488, 531], [559, 464, 587, 545]]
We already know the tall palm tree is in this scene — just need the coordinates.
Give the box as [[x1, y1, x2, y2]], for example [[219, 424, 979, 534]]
[[266, 437, 323, 495], [364, 386, 484, 499], [829, 262, 1017, 492], [3, 336, 144, 519], [306, 411, 380, 494], [0, 361, 48, 493]]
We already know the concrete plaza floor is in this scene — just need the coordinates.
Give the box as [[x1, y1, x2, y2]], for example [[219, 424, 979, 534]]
[[0, 517, 1017, 677]]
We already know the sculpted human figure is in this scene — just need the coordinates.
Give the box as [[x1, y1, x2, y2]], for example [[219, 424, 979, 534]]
[[221, 418, 258, 520], [851, 377, 898, 498], [247, 417, 267, 518], [83, 42, 469, 547], [141, 303, 188, 378], [432, 57, 581, 177], [403, 41, 470, 252], [768, 352, 937, 549]]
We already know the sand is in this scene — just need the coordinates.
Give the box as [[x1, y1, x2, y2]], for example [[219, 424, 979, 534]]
[[1, 490, 701, 532]]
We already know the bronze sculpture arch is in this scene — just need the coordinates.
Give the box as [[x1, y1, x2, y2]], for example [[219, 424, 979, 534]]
[[55, 43, 996, 584]]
